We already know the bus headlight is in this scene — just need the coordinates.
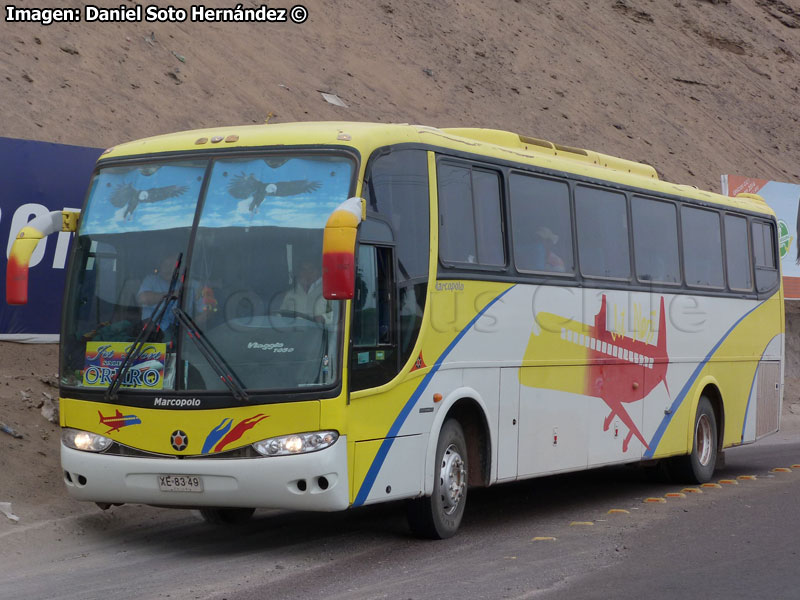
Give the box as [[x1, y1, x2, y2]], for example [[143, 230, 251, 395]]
[[62, 428, 113, 452], [252, 431, 339, 456]]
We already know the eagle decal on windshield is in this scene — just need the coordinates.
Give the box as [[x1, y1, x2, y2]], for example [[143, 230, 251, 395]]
[[109, 183, 189, 220], [227, 172, 321, 213]]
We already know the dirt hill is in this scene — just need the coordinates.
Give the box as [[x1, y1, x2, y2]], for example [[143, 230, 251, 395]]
[[1, 0, 800, 522]]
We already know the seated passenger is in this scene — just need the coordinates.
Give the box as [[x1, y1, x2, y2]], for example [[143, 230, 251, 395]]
[[533, 226, 566, 272]]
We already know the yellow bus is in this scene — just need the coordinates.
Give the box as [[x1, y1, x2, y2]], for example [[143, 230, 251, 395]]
[[7, 122, 784, 538]]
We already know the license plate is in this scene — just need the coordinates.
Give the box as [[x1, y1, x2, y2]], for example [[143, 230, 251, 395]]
[[158, 474, 204, 493]]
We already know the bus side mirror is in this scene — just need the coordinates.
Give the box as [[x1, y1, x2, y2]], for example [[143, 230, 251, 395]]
[[322, 197, 365, 300], [6, 210, 80, 305]]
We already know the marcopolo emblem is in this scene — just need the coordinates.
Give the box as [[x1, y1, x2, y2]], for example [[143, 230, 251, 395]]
[[170, 430, 189, 451]]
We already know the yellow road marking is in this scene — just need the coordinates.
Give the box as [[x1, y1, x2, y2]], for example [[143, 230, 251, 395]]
[[737, 475, 757, 480], [644, 497, 667, 503], [570, 521, 594, 526], [719, 479, 738, 485], [607, 509, 630, 514], [532, 536, 557, 541], [701, 483, 722, 488], [665, 492, 686, 498], [682, 487, 703, 494]]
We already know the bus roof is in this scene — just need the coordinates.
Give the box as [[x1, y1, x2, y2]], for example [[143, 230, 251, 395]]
[[101, 121, 774, 217]]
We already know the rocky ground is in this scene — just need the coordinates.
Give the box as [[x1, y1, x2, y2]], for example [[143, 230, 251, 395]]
[[0, 344, 67, 522]]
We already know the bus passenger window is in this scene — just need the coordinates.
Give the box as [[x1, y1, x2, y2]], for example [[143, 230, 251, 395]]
[[509, 173, 574, 274], [438, 162, 504, 267], [472, 169, 505, 266], [682, 206, 724, 288], [438, 164, 475, 264], [724, 214, 752, 291], [575, 185, 630, 280], [752, 220, 778, 293], [631, 196, 680, 284]]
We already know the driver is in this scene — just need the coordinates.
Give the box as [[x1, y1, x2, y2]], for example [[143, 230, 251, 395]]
[[280, 260, 329, 322], [137, 254, 204, 332]]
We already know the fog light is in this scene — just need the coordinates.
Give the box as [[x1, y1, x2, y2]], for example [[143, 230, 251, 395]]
[[62, 428, 112, 452]]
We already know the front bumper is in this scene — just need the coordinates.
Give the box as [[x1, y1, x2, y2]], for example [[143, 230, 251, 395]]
[[61, 436, 349, 511]]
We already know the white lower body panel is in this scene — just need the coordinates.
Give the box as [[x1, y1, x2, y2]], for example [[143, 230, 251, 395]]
[[61, 436, 350, 511]]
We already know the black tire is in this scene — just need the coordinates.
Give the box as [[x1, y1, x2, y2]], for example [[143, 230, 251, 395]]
[[198, 507, 255, 525], [667, 396, 718, 483], [407, 419, 468, 539]]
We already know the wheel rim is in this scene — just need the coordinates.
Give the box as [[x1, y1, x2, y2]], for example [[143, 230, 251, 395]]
[[439, 443, 466, 515], [695, 414, 713, 467]]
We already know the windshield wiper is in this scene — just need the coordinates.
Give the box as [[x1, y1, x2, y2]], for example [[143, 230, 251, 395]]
[[105, 253, 248, 402], [105, 253, 183, 402], [173, 308, 249, 402]]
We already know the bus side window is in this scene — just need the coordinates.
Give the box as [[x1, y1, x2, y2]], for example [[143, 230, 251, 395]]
[[724, 214, 753, 291], [438, 162, 505, 267], [351, 244, 397, 391], [575, 185, 630, 280], [509, 172, 574, 274], [681, 206, 725, 289], [752, 220, 779, 293], [438, 164, 476, 264], [631, 195, 680, 285], [472, 169, 505, 266]]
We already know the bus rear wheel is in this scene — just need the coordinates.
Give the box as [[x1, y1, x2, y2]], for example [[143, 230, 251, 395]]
[[667, 396, 718, 483], [198, 507, 255, 525], [407, 419, 468, 539]]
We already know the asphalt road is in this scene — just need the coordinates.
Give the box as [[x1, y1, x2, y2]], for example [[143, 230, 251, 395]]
[[2, 432, 799, 600]]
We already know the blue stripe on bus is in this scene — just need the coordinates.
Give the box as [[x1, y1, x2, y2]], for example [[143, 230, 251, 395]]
[[352, 285, 515, 507], [741, 362, 760, 442], [643, 301, 764, 459]]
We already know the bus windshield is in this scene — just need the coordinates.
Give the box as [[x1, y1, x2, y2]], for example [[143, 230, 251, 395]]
[[61, 153, 354, 397]]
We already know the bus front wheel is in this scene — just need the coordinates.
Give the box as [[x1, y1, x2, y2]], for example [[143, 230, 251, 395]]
[[198, 507, 255, 525], [667, 396, 718, 483], [407, 419, 468, 539]]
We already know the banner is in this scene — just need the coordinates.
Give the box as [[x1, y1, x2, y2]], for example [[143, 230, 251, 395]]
[[83, 342, 166, 389], [722, 174, 800, 299], [0, 137, 102, 341]]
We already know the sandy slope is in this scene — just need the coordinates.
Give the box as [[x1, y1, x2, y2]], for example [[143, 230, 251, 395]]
[[1, 0, 800, 523], [2, 0, 800, 189]]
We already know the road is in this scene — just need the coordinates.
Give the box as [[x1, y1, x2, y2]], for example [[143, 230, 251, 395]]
[[2, 432, 799, 600]]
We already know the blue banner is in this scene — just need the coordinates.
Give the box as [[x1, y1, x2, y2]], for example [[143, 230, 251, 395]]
[[0, 137, 102, 341]]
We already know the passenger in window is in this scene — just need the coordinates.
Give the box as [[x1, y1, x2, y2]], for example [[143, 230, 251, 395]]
[[533, 226, 566, 272], [281, 260, 329, 323]]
